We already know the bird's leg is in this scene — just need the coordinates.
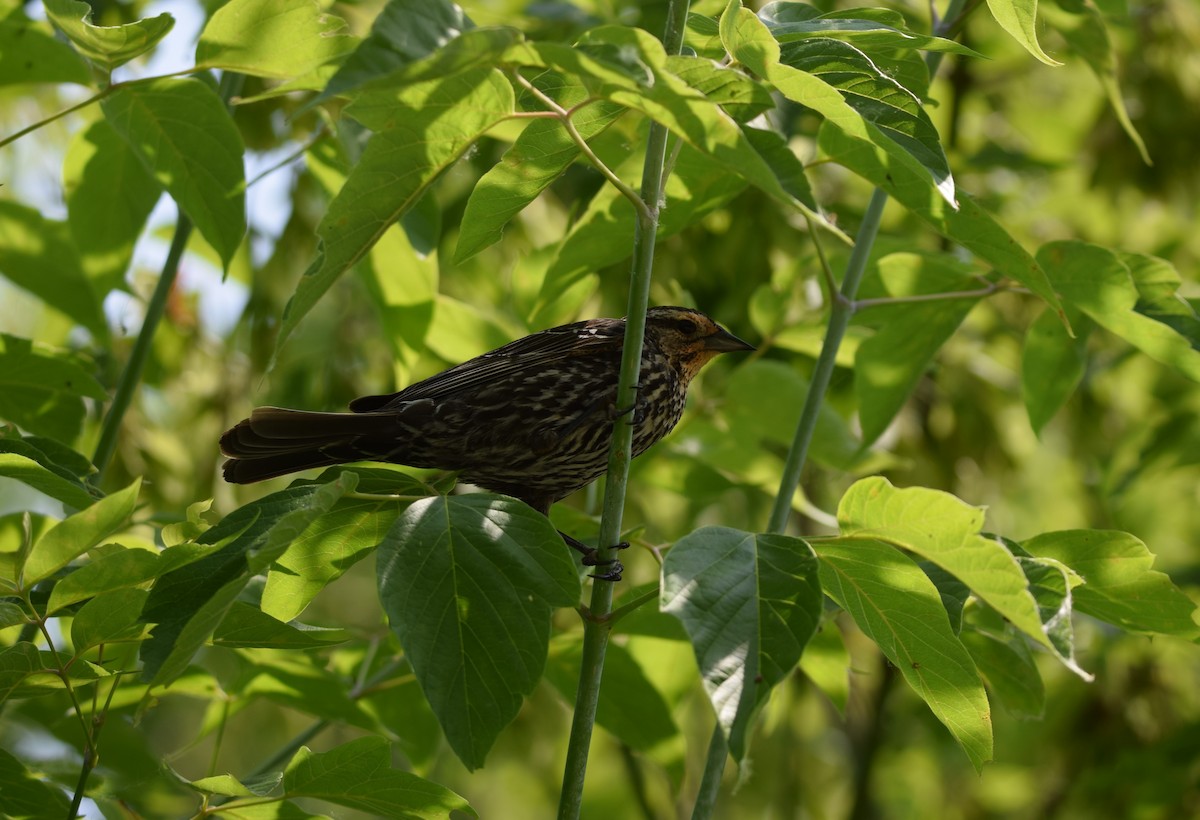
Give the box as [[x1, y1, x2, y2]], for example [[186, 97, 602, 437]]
[[558, 530, 629, 582], [609, 383, 641, 426]]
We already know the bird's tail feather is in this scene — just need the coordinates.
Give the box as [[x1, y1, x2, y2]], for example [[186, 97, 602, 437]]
[[219, 407, 403, 484]]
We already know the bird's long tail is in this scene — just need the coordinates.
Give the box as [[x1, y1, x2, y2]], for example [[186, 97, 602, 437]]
[[219, 406, 403, 484]]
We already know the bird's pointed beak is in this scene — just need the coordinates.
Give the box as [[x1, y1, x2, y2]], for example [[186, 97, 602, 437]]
[[704, 327, 755, 353]]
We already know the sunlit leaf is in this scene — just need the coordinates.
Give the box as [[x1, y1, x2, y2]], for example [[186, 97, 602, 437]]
[[46, 544, 160, 613], [196, 0, 356, 79], [984, 0, 1063, 66], [0, 3, 90, 86], [815, 537, 992, 770], [101, 77, 246, 269], [22, 477, 140, 585], [661, 527, 821, 761], [1021, 305, 1092, 433], [43, 0, 174, 71], [283, 737, 475, 817], [760, 2, 984, 57], [71, 587, 148, 652]]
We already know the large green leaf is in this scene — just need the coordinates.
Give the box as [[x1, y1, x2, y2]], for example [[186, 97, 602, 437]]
[[282, 737, 474, 817], [46, 544, 160, 613], [779, 37, 952, 197], [70, 587, 148, 652], [196, 0, 356, 78], [321, 0, 472, 100], [1123, 253, 1200, 348], [101, 77, 246, 269], [1023, 530, 1199, 638], [42, 0, 174, 72], [140, 474, 356, 685], [0, 641, 108, 700], [0, 3, 91, 86], [661, 527, 822, 761], [276, 67, 512, 352], [376, 494, 579, 770], [1037, 241, 1200, 382], [62, 119, 161, 296], [0, 748, 72, 819], [760, 2, 984, 57], [959, 624, 1045, 719], [984, 0, 1063, 66], [213, 604, 348, 649], [0, 201, 106, 337], [22, 477, 140, 585], [837, 478, 1055, 657], [665, 53, 775, 122], [0, 451, 96, 511], [0, 335, 105, 442], [815, 537, 992, 770]]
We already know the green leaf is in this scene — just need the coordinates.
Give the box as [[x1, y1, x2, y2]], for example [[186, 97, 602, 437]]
[[1041, 0, 1149, 163], [238, 649, 376, 729], [721, 2, 955, 206], [62, 115, 161, 296], [195, 0, 356, 79], [213, 602, 348, 649], [205, 802, 325, 819], [47, 544, 160, 613], [71, 587, 148, 652], [984, 0, 1063, 66], [0, 641, 107, 700], [357, 661, 443, 769], [0, 3, 91, 86], [661, 527, 822, 761], [666, 54, 775, 122], [101, 77, 246, 269], [815, 537, 992, 770], [262, 494, 403, 622], [140, 474, 356, 685], [544, 634, 678, 753], [0, 335, 104, 441], [779, 37, 952, 194], [854, 253, 981, 443], [1037, 241, 1200, 382], [0, 452, 96, 511], [43, 0, 174, 72], [837, 477, 1054, 656], [0, 200, 106, 337], [321, 0, 472, 100], [276, 67, 512, 351], [740, 125, 817, 210], [0, 748, 72, 819], [1023, 530, 1200, 638], [22, 477, 140, 585], [283, 737, 475, 817], [376, 494, 579, 770], [959, 625, 1045, 719], [1021, 305, 1092, 433], [1123, 252, 1200, 348], [760, 2, 985, 57], [456, 81, 625, 263], [1016, 555, 1090, 679]]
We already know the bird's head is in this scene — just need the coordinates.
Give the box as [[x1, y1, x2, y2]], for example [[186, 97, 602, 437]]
[[645, 306, 755, 382]]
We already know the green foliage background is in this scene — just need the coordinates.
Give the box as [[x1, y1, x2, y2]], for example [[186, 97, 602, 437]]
[[2, 0, 1199, 817]]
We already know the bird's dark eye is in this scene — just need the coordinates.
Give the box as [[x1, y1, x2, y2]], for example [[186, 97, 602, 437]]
[[674, 318, 698, 335]]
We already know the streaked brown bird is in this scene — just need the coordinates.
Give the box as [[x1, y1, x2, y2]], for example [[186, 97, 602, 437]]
[[219, 306, 753, 576]]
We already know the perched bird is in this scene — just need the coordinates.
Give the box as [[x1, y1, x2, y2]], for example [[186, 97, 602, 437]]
[[220, 306, 753, 576]]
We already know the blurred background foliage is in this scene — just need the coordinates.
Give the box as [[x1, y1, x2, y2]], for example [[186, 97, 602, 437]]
[[1, 0, 1198, 816]]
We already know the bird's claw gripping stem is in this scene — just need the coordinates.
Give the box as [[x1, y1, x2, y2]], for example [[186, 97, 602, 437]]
[[559, 531, 630, 582]]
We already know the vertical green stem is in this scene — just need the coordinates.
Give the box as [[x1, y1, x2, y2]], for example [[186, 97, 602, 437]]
[[556, 3, 690, 818], [92, 213, 192, 480], [765, 187, 889, 533], [690, 725, 728, 819]]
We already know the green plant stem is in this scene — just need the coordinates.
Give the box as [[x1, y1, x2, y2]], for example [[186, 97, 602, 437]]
[[556, 3, 690, 818], [92, 213, 192, 480], [766, 187, 889, 534]]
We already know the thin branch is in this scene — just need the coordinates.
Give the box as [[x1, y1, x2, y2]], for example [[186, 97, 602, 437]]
[[804, 213, 839, 305], [0, 89, 112, 149], [851, 282, 1005, 310], [243, 126, 327, 190], [510, 71, 653, 223]]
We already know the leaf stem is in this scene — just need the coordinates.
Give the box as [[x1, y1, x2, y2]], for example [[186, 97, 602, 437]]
[[556, 3, 691, 818], [510, 71, 653, 223], [691, 725, 728, 819], [851, 282, 1004, 310]]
